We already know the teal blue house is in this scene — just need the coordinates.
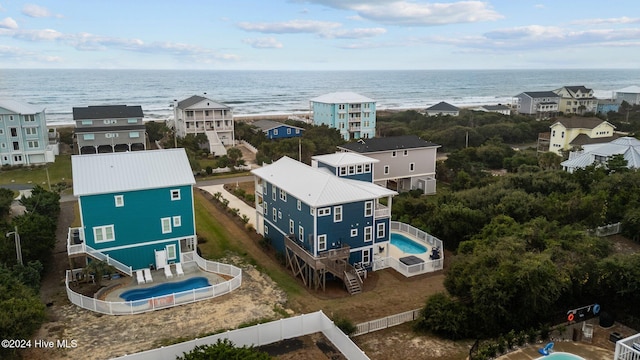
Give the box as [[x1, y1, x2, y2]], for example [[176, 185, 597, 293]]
[[251, 155, 395, 293], [68, 149, 196, 273], [310, 92, 376, 141]]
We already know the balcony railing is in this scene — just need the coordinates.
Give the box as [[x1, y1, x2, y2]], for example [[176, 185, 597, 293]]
[[67, 227, 132, 276], [374, 203, 390, 218]]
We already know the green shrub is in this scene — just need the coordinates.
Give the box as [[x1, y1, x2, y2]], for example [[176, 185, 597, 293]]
[[333, 315, 357, 335]]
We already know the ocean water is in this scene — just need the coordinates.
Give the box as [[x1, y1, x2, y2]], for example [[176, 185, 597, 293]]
[[0, 69, 638, 125]]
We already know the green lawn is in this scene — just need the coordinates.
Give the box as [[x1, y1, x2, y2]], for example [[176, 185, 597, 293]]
[[0, 155, 72, 187]]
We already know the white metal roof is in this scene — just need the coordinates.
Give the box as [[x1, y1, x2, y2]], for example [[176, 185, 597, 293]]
[[617, 86, 640, 94], [0, 99, 44, 114], [561, 137, 640, 170], [252, 156, 396, 207], [312, 152, 379, 167], [310, 92, 375, 104], [72, 149, 196, 196]]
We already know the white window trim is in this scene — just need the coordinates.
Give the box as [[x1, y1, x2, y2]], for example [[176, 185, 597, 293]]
[[403, 150, 408, 156], [384, 165, 390, 175], [114, 195, 124, 207], [391, 151, 397, 157], [365, 201, 373, 217], [334, 206, 343, 223], [94, 225, 115, 243], [364, 226, 373, 242], [289, 219, 295, 235], [298, 225, 304, 242], [272, 208, 277, 222], [297, 200, 301, 211], [161, 217, 172, 234], [280, 189, 287, 202], [318, 207, 330, 216], [166, 244, 177, 260], [377, 223, 385, 238], [351, 228, 358, 237], [410, 162, 415, 172], [272, 185, 276, 201], [318, 234, 327, 251], [171, 189, 181, 201], [173, 216, 182, 227]]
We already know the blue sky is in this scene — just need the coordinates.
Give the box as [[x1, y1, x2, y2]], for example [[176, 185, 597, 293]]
[[0, 0, 639, 70]]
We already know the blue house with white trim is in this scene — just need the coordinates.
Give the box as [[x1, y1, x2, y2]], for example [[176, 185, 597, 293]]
[[252, 119, 304, 139], [310, 92, 376, 141], [68, 149, 196, 274], [252, 155, 396, 293]]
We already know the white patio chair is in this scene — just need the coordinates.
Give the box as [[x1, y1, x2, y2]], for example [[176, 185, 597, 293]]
[[175, 262, 185, 276], [136, 270, 145, 284], [164, 265, 173, 279], [143, 268, 153, 283]]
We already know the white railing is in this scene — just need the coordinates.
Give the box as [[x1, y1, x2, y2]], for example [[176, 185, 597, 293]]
[[65, 252, 242, 315], [353, 309, 422, 337], [240, 140, 258, 154], [391, 221, 444, 249], [67, 228, 134, 276], [587, 222, 621, 237], [614, 333, 640, 360], [111, 311, 369, 360]]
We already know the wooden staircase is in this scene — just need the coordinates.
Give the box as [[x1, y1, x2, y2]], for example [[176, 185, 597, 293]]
[[344, 271, 362, 295]]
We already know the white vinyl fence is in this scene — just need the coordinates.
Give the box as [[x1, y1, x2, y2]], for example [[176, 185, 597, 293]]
[[352, 309, 422, 337], [587, 222, 622, 237], [112, 311, 369, 360], [614, 333, 640, 360], [65, 252, 242, 315]]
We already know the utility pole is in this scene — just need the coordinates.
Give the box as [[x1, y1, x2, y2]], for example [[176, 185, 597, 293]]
[[6, 226, 23, 265]]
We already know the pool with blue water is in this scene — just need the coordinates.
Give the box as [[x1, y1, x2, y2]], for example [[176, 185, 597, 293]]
[[120, 276, 211, 301], [390, 233, 427, 254], [536, 352, 586, 360]]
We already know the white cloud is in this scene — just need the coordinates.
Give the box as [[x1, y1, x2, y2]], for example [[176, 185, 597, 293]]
[[13, 28, 63, 41], [243, 37, 284, 49], [571, 17, 640, 26], [22, 4, 62, 18], [534, 4, 545, 9], [323, 27, 387, 39], [0, 17, 17, 29], [0, 44, 61, 62], [300, 0, 503, 26], [238, 20, 341, 34]]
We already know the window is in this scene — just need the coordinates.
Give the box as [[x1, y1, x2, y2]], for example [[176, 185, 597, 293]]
[[377, 223, 385, 238], [351, 228, 358, 237], [409, 163, 415, 172], [263, 205, 268, 215], [279, 189, 287, 202], [318, 207, 331, 216], [9, 115, 13, 121], [81, 120, 92, 125], [83, 134, 95, 140], [552, 130, 556, 137], [334, 206, 342, 222], [13, 155, 22, 162], [25, 128, 37, 135], [561, 131, 565, 138], [161, 218, 172, 234], [338, 104, 345, 110], [114, 195, 124, 207], [129, 132, 140, 138], [289, 219, 295, 234], [272, 208, 277, 222], [287, 128, 291, 134], [265, 226, 269, 235], [318, 235, 327, 251], [272, 185, 276, 201], [348, 165, 355, 175], [340, 167, 347, 176], [365, 201, 373, 217], [278, 211, 282, 219], [364, 226, 373, 242], [356, 164, 363, 173], [27, 140, 39, 148], [298, 225, 304, 242], [173, 216, 181, 227], [128, 118, 138, 124], [94, 225, 115, 243], [297, 200, 301, 211], [403, 150, 408, 156], [296, 129, 300, 134], [171, 189, 181, 201], [10, 128, 17, 137], [166, 244, 177, 260], [13, 142, 19, 150], [384, 165, 390, 175], [105, 133, 118, 138], [103, 119, 117, 125], [0, 129, 3, 135], [0, 143, 4, 148], [25, 115, 35, 122], [273, 129, 279, 136], [391, 151, 396, 157], [362, 249, 371, 265], [364, 163, 371, 173]]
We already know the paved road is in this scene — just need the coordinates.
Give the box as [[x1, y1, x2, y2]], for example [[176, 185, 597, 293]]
[[59, 174, 255, 202]]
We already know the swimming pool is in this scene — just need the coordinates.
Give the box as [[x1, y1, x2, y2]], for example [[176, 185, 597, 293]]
[[536, 352, 586, 360], [390, 233, 427, 254], [120, 276, 211, 301]]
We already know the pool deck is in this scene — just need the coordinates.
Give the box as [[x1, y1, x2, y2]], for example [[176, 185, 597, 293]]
[[496, 342, 612, 360], [103, 262, 227, 302], [389, 231, 436, 264]]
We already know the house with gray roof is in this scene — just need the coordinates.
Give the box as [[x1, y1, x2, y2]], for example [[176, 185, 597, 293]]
[[251, 119, 304, 139], [476, 104, 511, 116], [173, 95, 234, 156], [561, 137, 640, 173], [554, 85, 596, 115], [425, 101, 459, 117], [513, 91, 560, 118], [73, 105, 146, 155], [0, 98, 57, 165], [338, 135, 440, 194]]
